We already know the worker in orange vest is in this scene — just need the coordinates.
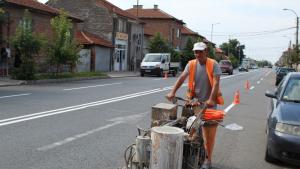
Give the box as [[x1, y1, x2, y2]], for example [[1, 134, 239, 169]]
[[166, 42, 224, 169]]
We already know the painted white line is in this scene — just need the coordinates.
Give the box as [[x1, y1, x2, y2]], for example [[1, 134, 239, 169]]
[[250, 86, 255, 90], [0, 89, 167, 127], [224, 103, 235, 114], [63, 82, 122, 91], [0, 93, 31, 99], [265, 71, 272, 77], [257, 81, 260, 84], [38, 112, 148, 151], [153, 78, 163, 81], [261, 78, 264, 81], [0, 70, 261, 127], [38, 121, 122, 151]]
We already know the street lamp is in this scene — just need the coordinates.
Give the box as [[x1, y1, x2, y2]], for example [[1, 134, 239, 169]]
[[283, 8, 299, 66], [211, 22, 220, 42]]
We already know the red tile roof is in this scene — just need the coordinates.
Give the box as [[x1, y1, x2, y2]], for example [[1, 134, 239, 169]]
[[181, 26, 198, 35], [76, 31, 113, 48], [5, 0, 82, 21], [215, 48, 223, 53], [126, 8, 184, 24], [96, 0, 138, 21]]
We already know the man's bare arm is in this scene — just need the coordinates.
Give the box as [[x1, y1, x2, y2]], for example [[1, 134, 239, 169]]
[[166, 71, 188, 101]]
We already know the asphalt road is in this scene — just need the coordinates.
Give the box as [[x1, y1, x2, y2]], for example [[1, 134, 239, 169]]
[[0, 68, 297, 169]]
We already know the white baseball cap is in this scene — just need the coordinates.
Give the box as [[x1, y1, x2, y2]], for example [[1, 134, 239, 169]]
[[192, 42, 207, 51]]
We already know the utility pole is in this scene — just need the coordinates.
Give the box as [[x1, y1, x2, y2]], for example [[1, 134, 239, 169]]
[[283, 8, 299, 68], [210, 22, 220, 42]]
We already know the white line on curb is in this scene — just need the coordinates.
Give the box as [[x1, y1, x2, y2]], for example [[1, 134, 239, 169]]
[[0, 93, 31, 99]]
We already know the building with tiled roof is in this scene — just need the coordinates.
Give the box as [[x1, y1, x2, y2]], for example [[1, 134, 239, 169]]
[[0, 0, 82, 74], [126, 5, 185, 52], [47, 0, 144, 72], [180, 25, 207, 49]]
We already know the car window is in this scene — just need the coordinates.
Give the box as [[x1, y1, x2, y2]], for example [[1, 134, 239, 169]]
[[219, 60, 231, 66], [143, 55, 161, 62], [282, 77, 300, 102]]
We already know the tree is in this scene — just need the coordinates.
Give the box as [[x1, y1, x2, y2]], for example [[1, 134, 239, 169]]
[[220, 39, 245, 65], [11, 10, 43, 80], [182, 37, 195, 68], [148, 33, 170, 53], [47, 10, 81, 73]]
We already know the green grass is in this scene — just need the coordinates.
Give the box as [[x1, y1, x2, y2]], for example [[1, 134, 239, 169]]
[[35, 71, 107, 80]]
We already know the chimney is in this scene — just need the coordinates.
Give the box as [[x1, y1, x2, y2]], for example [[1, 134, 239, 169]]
[[154, 5, 158, 9], [133, 5, 143, 9]]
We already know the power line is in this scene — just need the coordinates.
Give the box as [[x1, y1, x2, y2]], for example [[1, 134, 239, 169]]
[[197, 27, 295, 38]]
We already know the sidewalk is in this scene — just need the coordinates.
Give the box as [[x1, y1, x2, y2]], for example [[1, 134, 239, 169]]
[[106, 71, 140, 78], [0, 71, 140, 87], [0, 77, 25, 87]]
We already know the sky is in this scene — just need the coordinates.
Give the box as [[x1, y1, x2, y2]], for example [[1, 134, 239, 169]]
[[38, 0, 300, 64]]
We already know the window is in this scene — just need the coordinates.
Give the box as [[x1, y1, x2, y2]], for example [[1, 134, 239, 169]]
[[118, 19, 127, 33], [177, 29, 180, 38]]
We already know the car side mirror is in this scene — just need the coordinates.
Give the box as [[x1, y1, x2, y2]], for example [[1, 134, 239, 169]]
[[265, 91, 277, 99], [161, 59, 165, 63]]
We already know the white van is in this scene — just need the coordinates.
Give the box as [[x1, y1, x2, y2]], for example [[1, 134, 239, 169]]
[[140, 53, 170, 77]]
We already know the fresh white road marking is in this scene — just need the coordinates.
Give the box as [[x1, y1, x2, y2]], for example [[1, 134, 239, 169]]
[[224, 103, 235, 114], [0, 89, 165, 127], [257, 81, 260, 84], [0, 69, 260, 127], [0, 93, 31, 99], [250, 86, 255, 90], [265, 71, 272, 77], [38, 112, 148, 151], [63, 82, 122, 91]]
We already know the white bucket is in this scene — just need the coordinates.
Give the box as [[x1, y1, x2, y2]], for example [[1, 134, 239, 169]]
[[150, 126, 184, 169]]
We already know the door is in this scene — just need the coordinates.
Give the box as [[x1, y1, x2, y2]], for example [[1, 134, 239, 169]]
[[114, 43, 127, 71]]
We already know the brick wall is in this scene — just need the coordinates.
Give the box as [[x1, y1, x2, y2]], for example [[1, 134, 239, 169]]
[[47, 0, 113, 42], [143, 19, 183, 49]]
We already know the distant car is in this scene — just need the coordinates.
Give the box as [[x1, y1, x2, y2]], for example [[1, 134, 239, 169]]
[[219, 60, 233, 75], [265, 73, 300, 166], [275, 67, 296, 86], [238, 65, 248, 72]]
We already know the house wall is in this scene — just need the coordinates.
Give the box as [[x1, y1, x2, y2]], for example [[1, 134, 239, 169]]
[[47, 0, 113, 41], [142, 19, 183, 50], [128, 21, 143, 71], [95, 46, 110, 72]]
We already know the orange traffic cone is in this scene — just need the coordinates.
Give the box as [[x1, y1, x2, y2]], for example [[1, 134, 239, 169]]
[[164, 72, 168, 79], [245, 80, 250, 90], [233, 90, 240, 105]]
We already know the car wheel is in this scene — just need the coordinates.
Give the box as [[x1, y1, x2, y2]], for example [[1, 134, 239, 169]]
[[265, 144, 277, 163], [265, 129, 277, 163], [275, 80, 279, 86], [140, 73, 144, 77]]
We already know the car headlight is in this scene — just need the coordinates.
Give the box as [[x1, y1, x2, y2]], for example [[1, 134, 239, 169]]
[[275, 123, 300, 136]]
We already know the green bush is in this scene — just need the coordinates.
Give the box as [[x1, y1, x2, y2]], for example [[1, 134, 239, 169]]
[[12, 60, 36, 80]]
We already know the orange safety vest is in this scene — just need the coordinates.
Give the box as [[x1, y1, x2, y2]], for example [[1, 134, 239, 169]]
[[186, 58, 224, 105]]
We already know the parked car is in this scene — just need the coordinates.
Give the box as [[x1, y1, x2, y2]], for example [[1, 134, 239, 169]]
[[140, 53, 178, 77], [238, 65, 248, 72], [265, 72, 300, 166], [275, 67, 296, 86], [219, 60, 233, 75]]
